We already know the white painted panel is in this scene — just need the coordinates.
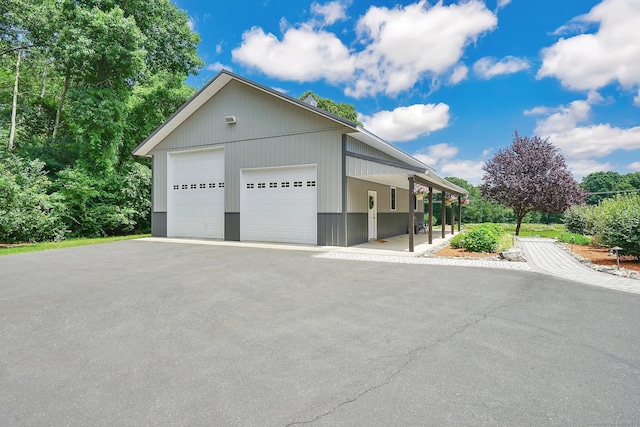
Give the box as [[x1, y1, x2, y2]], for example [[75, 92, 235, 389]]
[[241, 165, 317, 244], [169, 148, 224, 238]]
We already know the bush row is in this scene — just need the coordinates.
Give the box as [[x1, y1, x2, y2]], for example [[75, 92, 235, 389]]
[[0, 153, 151, 243], [564, 194, 640, 259]]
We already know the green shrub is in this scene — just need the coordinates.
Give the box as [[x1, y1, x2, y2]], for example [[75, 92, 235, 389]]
[[563, 205, 595, 235], [0, 153, 67, 243], [590, 194, 640, 259], [453, 224, 501, 252], [449, 233, 466, 249], [557, 233, 590, 245], [55, 163, 151, 237]]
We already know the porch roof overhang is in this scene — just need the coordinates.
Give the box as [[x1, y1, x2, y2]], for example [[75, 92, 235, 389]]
[[346, 155, 467, 196]]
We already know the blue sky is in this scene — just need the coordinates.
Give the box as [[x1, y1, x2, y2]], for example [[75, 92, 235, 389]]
[[175, 0, 640, 184]]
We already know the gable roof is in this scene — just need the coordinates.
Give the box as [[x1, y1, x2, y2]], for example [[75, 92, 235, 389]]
[[133, 71, 420, 167]]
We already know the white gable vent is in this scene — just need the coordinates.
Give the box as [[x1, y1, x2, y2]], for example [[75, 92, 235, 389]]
[[225, 115, 237, 124]]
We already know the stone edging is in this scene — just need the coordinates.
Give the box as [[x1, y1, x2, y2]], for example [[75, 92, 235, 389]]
[[555, 241, 640, 281]]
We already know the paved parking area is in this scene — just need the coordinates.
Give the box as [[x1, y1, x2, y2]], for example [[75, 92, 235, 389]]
[[1, 240, 640, 425]]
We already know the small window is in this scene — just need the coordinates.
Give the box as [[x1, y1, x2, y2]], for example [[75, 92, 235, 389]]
[[181, 184, 188, 190], [246, 183, 254, 189], [294, 181, 303, 187], [173, 185, 179, 190], [258, 183, 266, 189], [390, 187, 396, 211], [269, 182, 277, 188], [199, 183, 206, 189], [307, 180, 316, 187], [190, 184, 197, 189], [219, 182, 225, 188], [281, 182, 290, 188], [209, 183, 216, 188]]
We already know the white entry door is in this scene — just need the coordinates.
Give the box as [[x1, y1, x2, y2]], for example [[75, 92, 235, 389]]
[[168, 148, 225, 239], [241, 165, 317, 244], [368, 190, 377, 240]]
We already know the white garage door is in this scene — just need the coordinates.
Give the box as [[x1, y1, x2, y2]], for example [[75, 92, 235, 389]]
[[169, 148, 224, 239], [241, 165, 317, 245]]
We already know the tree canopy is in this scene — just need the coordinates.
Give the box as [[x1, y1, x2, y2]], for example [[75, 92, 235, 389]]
[[1, 0, 202, 242], [580, 171, 639, 205], [480, 132, 585, 235], [298, 90, 362, 125]]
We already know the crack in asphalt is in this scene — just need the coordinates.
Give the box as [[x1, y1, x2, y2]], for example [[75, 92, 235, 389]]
[[284, 300, 517, 426]]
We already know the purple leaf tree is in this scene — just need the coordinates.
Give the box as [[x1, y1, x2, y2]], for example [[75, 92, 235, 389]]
[[480, 132, 586, 235]]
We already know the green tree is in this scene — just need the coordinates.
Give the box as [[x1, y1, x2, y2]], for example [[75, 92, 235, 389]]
[[580, 171, 633, 205], [298, 90, 362, 125]]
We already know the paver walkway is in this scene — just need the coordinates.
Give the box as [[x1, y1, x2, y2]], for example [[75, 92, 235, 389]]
[[519, 237, 640, 295]]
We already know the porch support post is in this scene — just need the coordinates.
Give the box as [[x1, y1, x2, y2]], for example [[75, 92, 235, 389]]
[[457, 195, 462, 232], [441, 191, 446, 238], [428, 187, 433, 245], [450, 198, 455, 236], [408, 175, 415, 253]]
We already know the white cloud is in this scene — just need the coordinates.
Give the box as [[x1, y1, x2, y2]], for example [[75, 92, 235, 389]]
[[311, 1, 349, 26], [206, 62, 233, 73], [528, 95, 640, 159], [635, 90, 640, 106], [360, 103, 450, 142], [448, 64, 469, 85], [346, 0, 497, 97], [414, 143, 485, 183], [413, 142, 458, 166], [568, 159, 613, 181], [438, 159, 485, 184], [232, 25, 355, 83], [187, 18, 195, 31], [538, 0, 640, 93], [627, 162, 640, 171], [215, 43, 223, 54], [473, 56, 530, 79], [496, 0, 511, 9]]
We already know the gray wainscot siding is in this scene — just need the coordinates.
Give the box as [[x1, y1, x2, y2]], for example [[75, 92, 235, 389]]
[[317, 213, 345, 246], [347, 214, 368, 246], [377, 213, 409, 239], [151, 212, 167, 237], [225, 213, 240, 241]]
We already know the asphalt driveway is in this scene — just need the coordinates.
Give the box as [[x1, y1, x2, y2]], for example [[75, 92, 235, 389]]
[[1, 240, 639, 426]]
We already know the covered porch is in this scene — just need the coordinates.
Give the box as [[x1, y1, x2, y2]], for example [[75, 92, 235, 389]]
[[346, 154, 467, 252]]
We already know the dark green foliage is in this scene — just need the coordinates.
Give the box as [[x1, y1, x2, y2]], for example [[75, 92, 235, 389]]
[[580, 171, 639, 205], [298, 90, 362, 125], [0, 152, 67, 242], [563, 205, 593, 235], [1, 0, 200, 243], [591, 194, 640, 259], [55, 163, 151, 237], [450, 224, 502, 252]]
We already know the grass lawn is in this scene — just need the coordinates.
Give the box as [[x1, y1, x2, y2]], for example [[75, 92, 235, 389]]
[[461, 223, 591, 250], [0, 234, 151, 256]]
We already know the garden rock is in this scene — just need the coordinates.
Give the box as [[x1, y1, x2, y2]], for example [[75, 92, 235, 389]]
[[500, 248, 527, 262]]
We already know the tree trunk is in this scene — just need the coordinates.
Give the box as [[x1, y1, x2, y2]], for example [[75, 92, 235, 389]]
[[515, 215, 524, 236], [53, 70, 70, 140], [40, 60, 47, 99], [8, 49, 21, 151]]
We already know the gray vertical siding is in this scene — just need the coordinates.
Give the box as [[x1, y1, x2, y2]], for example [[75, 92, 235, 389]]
[[152, 153, 167, 212], [225, 213, 240, 241], [377, 213, 409, 238], [317, 213, 345, 246], [148, 79, 346, 214], [347, 213, 368, 246], [151, 212, 167, 237], [345, 136, 398, 162]]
